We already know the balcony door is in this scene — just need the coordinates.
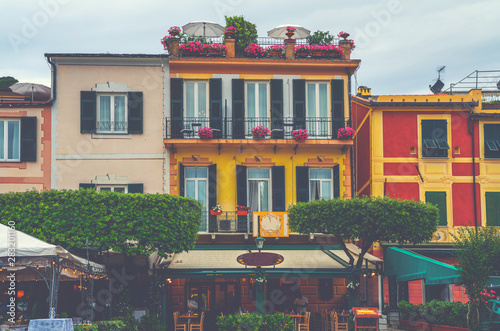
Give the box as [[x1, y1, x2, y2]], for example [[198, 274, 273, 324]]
[[185, 81, 209, 136], [247, 168, 271, 212], [306, 82, 330, 138], [185, 167, 208, 231], [246, 82, 269, 137]]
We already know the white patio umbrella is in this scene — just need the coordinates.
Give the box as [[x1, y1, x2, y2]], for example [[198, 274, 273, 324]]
[[267, 24, 311, 39], [182, 21, 225, 38]]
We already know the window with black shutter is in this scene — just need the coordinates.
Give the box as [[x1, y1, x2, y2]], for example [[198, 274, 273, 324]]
[[20, 117, 37, 162], [232, 79, 245, 139], [272, 166, 285, 211], [270, 79, 284, 139], [293, 79, 306, 130], [171, 78, 184, 138], [209, 79, 223, 138], [484, 124, 500, 158], [422, 120, 449, 158], [331, 79, 344, 136]]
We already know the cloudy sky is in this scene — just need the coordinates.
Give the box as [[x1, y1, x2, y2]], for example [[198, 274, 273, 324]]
[[2, 0, 500, 95]]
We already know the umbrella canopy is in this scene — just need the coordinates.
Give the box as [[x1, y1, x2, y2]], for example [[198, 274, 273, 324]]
[[182, 21, 225, 38], [10, 82, 51, 101], [267, 24, 311, 39]]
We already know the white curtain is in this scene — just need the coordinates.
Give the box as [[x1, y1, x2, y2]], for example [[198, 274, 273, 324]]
[[99, 96, 111, 125], [248, 181, 258, 212], [186, 83, 195, 118], [0, 121, 4, 159], [114, 96, 126, 132], [307, 84, 316, 134], [197, 83, 207, 118], [8, 121, 19, 160]]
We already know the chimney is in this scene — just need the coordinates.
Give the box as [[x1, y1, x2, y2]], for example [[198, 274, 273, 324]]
[[284, 39, 296, 60], [225, 37, 235, 58], [357, 86, 371, 97], [167, 37, 180, 58], [339, 39, 353, 60]]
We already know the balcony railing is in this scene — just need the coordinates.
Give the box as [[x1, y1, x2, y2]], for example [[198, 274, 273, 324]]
[[199, 211, 251, 233], [96, 121, 128, 133], [166, 117, 350, 140]]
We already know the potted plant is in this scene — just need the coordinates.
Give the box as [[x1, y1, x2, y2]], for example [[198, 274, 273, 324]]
[[224, 26, 237, 39], [168, 26, 181, 37], [325, 44, 343, 59], [198, 127, 213, 139], [244, 43, 266, 58], [285, 26, 296, 39], [251, 125, 270, 138], [294, 44, 310, 58], [292, 129, 309, 142], [211, 203, 222, 215], [236, 205, 250, 216], [205, 43, 227, 57], [179, 41, 204, 57], [337, 126, 356, 139], [266, 44, 285, 58], [310, 45, 327, 57], [338, 31, 350, 40]]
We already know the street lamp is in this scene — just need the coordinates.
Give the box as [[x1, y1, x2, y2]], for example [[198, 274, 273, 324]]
[[255, 237, 265, 252]]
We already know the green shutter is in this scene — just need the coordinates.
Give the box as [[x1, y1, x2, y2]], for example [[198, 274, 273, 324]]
[[422, 120, 448, 158], [236, 165, 247, 232], [484, 124, 500, 158], [331, 79, 344, 137], [232, 79, 245, 139], [270, 79, 284, 139], [425, 191, 447, 226], [333, 165, 340, 198], [293, 79, 306, 130], [179, 164, 185, 197], [272, 166, 285, 211], [486, 192, 500, 226], [296, 166, 309, 202], [81, 91, 96, 133], [20, 117, 37, 162], [208, 164, 217, 232], [209, 78, 222, 138], [128, 92, 143, 134], [128, 183, 143, 193], [171, 78, 183, 138]]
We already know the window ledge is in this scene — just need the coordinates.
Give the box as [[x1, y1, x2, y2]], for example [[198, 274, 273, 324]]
[[92, 133, 132, 139], [0, 162, 27, 169]]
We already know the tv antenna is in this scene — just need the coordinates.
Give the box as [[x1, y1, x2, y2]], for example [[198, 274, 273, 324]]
[[430, 66, 446, 94]]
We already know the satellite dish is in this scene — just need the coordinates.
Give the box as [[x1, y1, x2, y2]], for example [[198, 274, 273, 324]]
[[429, 66, 446, 94]]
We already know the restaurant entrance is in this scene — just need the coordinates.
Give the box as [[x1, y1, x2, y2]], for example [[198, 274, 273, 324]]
[[185, 280, 241, 316]]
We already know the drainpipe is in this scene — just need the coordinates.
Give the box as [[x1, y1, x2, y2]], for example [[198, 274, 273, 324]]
[[468, 106, 478, 232], [346, 68, 355, 197]]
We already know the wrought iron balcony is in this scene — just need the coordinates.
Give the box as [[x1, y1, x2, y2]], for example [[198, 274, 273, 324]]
[[166, 117, 350, 140], [96, 121, 128, 133], [199, 211, 251, 233]]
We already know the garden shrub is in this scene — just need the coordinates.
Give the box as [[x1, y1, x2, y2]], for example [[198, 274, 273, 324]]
[[398, 300, 468, 328], [216, 313, 295, 331]]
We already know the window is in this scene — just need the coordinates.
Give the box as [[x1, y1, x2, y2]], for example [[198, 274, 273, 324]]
[[185, 167, 208, 231], [484, 124, 500, 158], [97, 94, 127, 133], [246, 82, 269, 133], [421, 120, 449, 158], [425, 284, 451, 302], [486, 192, 500, 226], [0, 119, 20, 161], [247, 168, 271, 212], [425, 191, 447, 226], [309, 168, 333, 200], [307, 82, 330, 138], [184, 81, 209, 135], [98, 186, 127, 193]]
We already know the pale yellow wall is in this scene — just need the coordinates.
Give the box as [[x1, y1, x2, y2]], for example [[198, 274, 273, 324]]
[[0, 184, 43, 193], [56, 159, 164, 193], [173, 145, 347, 211]]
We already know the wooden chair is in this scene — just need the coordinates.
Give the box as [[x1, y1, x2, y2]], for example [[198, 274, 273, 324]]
[[297, 311, 310, 331], [173, 311, 187, 331], [336, 311, 348, 331], [190, 311, 205, 331]]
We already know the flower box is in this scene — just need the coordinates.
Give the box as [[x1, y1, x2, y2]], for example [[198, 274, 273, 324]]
[[210, 210, 222, 215], [237, 210, 248, 216], [251, 125, 270, 139]]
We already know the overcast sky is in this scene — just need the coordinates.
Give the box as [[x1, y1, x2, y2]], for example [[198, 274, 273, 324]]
[[2, 0, 500, 95]]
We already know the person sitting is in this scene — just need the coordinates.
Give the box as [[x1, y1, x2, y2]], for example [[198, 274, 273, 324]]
[[294, 292, 309, 314]]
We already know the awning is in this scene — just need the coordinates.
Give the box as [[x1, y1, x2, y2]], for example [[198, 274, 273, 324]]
[[162, 245, 382, 279], [384, 247, 460, 285]]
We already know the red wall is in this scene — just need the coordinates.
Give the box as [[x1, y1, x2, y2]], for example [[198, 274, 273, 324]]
[[383, 112, 418, 158], [452, 284, 469, 303], [352, 102, 372, 196], [384, 163, 419, 176], [452, 183, 481, 226], [452, 163, 480, 176], [450, 112, 479, 158], [408, 280, 424, 305], [385, 183, 420, 201]]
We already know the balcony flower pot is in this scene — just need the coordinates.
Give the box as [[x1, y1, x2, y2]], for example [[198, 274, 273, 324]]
[[168, 26, 181, 37], [237, 210, 248, 216], [252, 132, 266, 139], [198, 127, 213, 139], [210, 210, 222, 215], [224, 26, 237, 39]]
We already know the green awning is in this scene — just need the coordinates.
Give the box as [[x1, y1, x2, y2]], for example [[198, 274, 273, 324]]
[[384, 247, 461, 285]]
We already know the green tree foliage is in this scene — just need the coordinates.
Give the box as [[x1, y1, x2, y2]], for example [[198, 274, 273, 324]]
[[307, 30, 335, 45], [224, 15, 258, 53], [0, 76, 18, 89], [287, 196, 439, 268], [0, 190, 201, 257], [453, 227, 500, 330]]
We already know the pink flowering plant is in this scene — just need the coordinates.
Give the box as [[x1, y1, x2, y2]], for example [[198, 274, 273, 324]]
[[179, 41, 205, 56], [168, 26, 181, 35], [266, 44, 285, 56], [251, 125, 270, 137], [337, 31, 349, 38], [286, 26, 297, 32], [225, 26, 237, 34], [292, 129, 309, 141], [198, 127, 213, 139], [325, 44, 343, 58], [205, 43, 228, 56], [337, 126, 356, 139], [244, 43, 266, 58], [294, 44, 310, 57]]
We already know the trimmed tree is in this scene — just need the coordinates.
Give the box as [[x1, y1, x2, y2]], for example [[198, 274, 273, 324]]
[[0, 76, 18, 89], [453, 227, 500, 330], [224, 15, 258, 54], [0, 189, 202, 257], [287, 196, 439, 269]]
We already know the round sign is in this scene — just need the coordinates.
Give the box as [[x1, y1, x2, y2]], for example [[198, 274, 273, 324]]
[[236, 252, 284, 267]]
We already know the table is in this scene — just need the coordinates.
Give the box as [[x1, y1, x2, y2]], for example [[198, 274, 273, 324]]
[[285, 314, 303, 330], [352, 307, 382, 331], [179, 313, 198, 330]]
